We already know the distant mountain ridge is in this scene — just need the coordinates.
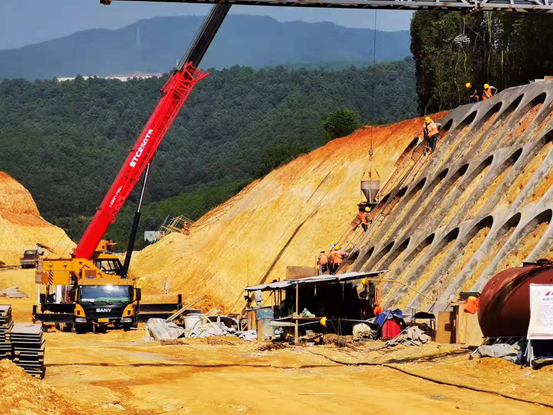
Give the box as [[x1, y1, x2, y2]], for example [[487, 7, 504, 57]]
[[0, 15, 410, 80]]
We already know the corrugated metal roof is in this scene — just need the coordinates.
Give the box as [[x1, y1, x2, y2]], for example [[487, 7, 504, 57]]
[[245, 270, 388, 292]]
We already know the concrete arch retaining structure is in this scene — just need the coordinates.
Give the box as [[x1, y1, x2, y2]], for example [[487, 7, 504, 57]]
[[350, 79, 553, 313]]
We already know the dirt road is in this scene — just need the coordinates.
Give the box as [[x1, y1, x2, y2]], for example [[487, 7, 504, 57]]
[[1, 269, 552, 414]]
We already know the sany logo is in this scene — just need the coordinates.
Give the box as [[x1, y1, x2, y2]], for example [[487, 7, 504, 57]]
[[130, 129, 153, 168], [96, 308, 112, 313]]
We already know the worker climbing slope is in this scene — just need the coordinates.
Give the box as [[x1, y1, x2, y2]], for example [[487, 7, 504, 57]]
[[423, 116, 440, 153], [329, 245, 349, 274]]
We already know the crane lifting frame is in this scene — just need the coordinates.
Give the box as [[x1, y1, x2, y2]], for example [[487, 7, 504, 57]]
[[101, 0, 553, 13]]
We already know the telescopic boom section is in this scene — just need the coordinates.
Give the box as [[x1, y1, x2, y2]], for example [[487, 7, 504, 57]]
[[73, 4, 231, 260]]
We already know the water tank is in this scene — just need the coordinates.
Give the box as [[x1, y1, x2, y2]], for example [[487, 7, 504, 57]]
[[479, 262, 553, 337]]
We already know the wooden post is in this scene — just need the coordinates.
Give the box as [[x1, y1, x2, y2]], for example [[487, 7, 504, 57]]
[[295, 281, 299, 344]]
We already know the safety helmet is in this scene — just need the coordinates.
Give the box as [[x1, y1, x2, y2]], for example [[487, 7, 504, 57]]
[[425, 116, 431, 123], [320, 317, 327, 327], [465, 82, 471, 88], [335, 246, 341, 250], [484, 83, 490, 89], [365, 207, 371, 212]]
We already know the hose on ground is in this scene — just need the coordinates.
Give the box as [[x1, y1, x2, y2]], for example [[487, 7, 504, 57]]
[[307, 350, 553, 410]]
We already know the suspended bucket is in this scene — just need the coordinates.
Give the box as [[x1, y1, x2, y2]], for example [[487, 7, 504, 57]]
[[361, 180, 380, 204]]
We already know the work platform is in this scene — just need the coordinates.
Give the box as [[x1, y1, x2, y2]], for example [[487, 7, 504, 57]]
[[101, 0, 553, 13]]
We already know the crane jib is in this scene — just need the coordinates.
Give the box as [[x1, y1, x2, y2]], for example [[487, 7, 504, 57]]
[[72, 4, 231, 260]]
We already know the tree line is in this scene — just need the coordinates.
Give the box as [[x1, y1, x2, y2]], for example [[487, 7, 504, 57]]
[[0, 59, 417, 247]]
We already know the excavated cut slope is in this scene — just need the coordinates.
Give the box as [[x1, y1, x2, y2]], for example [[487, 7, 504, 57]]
[[352, 80, 553, 313], [0, 172, 74, 265], [131, 115, 440, 310], [134, 80, 553, 314]]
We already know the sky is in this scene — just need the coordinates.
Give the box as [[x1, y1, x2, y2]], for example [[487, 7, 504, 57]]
[[0, 0, 412, 50]]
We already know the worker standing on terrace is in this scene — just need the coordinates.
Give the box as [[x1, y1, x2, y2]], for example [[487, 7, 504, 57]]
[[465, 82, 484, 103], [317, 251, 329, 275], [482, 83, 498, 101], [424, 116, 440, 153], [358, 207, 372, 232], [330, 246, 349, 275]]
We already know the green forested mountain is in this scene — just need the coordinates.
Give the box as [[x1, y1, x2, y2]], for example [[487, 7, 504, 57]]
[[411, 13, 553, 114], [0, 15, 410, 80], [0, 59, 417, 246]]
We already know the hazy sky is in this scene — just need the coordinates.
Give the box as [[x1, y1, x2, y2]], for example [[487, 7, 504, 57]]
[[0, 0, 412, 50]]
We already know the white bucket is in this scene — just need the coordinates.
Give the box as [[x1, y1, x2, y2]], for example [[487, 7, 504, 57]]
[[184, 313, 202, 331]]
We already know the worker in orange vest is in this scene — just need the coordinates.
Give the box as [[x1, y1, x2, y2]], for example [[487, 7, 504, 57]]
[[359, 207, 372, 232], [424, 116, 440, 153], [482, 83, 498, 101], [464, 296, 480, 314], [317, 251, 329, 275], [330, 246, 349, 275]]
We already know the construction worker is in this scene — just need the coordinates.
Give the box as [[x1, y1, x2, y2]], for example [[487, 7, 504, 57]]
[[482, 83, 498, 101], [330, 246, 349, 275], [317, 251, 329, 275], [465, 82, 484, 103], [359, 207, 372, 232], [423, 116, 440, 153]]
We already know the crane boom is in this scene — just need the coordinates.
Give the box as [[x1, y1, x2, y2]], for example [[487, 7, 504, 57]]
[[73, 4, 231, 260]]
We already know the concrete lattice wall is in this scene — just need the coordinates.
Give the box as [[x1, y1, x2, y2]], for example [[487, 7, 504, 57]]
[[351, 80, 553, 313]]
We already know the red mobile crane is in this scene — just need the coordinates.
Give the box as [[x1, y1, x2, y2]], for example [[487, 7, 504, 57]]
[[33, 4, 231, 333]]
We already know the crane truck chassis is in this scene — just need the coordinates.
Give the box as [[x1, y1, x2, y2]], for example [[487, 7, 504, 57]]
[[32, 240, 183, 333]]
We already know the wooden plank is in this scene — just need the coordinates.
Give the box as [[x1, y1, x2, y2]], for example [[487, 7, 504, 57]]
[[455, 304, 467, 344], [286, 266, 315, 281], [465, 312, 484, 347], [436, 311, 455, 344]]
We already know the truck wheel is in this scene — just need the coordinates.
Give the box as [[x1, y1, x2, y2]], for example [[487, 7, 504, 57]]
[[75, 325, 87, 334]]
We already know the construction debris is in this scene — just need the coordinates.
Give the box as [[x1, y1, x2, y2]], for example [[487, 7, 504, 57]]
[[0, 286, 28, 298], [353, 323, 375, 341], [145, 318, 185, 341], [384, 326, 431, 348]]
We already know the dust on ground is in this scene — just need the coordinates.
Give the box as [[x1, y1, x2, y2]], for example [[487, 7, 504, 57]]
[[1, 269, 552, 414]]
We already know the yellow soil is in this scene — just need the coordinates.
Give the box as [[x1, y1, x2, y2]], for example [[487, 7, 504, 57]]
[[131, 114, 447, 311], [441, 164, 491, 227], [529, 169, 553, 203], [0, 172, 74, 265], [393, 238, 457, 309], [379, 184, 425, 242], [477, 113, 512, 155], [426, 225, 491, 305], [426, 172, 465, 224], [0, 360, 77, 414], [461, 224, 517, 292], [0, 290, 551, 415], [503, 141, 553, 206], [466, 166, 511, 221], [498, 103, 543, 148], [496, 221, 550, 271]]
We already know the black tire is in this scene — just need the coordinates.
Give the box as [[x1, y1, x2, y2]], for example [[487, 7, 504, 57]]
[[75, 324, 87, 334]]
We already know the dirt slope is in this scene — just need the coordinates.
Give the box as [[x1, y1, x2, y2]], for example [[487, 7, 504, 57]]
[[0, 172, 74, 265], [132, 116, 436, 310]]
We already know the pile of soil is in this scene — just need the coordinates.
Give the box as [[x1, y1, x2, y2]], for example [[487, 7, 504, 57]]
[[0, 172, 74, 265], [0, 360, 77, 414]]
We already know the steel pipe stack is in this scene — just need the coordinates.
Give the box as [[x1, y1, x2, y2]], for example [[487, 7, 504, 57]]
[[0, 305, 13, 360], [7, 323, 45, 379]]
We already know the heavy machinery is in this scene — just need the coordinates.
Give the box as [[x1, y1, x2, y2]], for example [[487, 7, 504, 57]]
[[32, 4, 231, 333]]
